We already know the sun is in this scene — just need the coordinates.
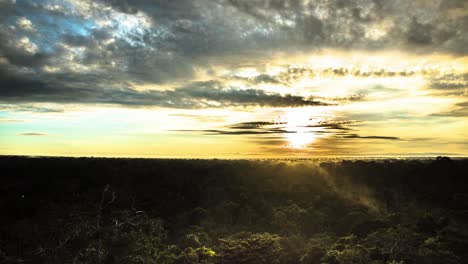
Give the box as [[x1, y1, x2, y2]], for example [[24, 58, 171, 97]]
[[286, 131, 316, 149], [284, 109, 318, 149]]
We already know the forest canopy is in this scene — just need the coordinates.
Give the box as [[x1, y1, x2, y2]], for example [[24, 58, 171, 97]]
[[1, 156, 467, 264]]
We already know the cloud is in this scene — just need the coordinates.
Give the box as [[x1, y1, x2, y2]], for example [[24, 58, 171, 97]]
[[101, 0, 138, 14], [428, 73, 468, 94], [177, 128, 295, 136], [16, 17, 35, 32], [0, 0, 15, 20], [0, 73, 329, 108], [432, 101, 468, 117], [0, 0, 467, 108], [230, 67, 422, 87], [304, 120, 357, 130], [0, 28, 50, 67], [0, 104, 65, 113], [176, 119, 398, 142], [0, 118, 24, 123], [230, 74, 283, 85], [176, 81, 329, 107], [407, 18, 433, 45], [19, 132, 47, 136], [229, 119, 358, 133], [342, 134, 400, 140], [230, 121, 286, 129]]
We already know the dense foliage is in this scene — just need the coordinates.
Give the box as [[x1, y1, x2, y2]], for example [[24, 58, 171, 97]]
[[1, 156, 467, 263]]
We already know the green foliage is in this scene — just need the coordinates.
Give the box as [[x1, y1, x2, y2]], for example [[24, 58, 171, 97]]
[[272, 204, 307, 235], [175, 247, 199, 264], [179, 233, 212, 249], [320, 236, 371, 264], [364, 226, 421, 262], [104, 216, 174, 264], [335, 245, 371, 264], [174, 246, 217, 264], [300, 233, 335, 264], [278, 235, 307, 264], [1, 157, 468, 263], [218, 233, 283, 264]]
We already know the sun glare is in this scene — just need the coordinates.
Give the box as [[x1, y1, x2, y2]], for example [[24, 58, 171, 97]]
[[285, 109, 319, 149], [286, 131, 316, 149]]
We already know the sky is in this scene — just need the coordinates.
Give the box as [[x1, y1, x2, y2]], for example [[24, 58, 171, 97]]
[[0, 0, 467, 158]]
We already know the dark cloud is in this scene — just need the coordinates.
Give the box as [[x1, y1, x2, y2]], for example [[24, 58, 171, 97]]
[[0, 73, 329, 108], [249, 138, 288, 146], [429, 73, 468, 92], [229, 68, 423, 90], [230, 74, 283, 85], [176, 118, 399, 144], [229, 119, 359, 131], [407, 18, 433, 45], [101, 0, 138, 14], [456, 101, 468, 107], [230, 121, 286, 129], [0, 69, 57, 99], [439, 0, 466, 9], [19, 132, 47, 136], [177, 128, 294, 135], [0, 0, 467, 107], [0, 28, 50, 68], [0, 0, 15, 20], [325, 94, 368, 103], [225, 120, 360, 136], [62, 34, 94, 47], [304, 120, 357, 130], [176, 81, 329, 107], [99, 0, 197, 17], [342, 134, 400, 140], [432, 101, 468, 117], [173, 120, 289, 136]]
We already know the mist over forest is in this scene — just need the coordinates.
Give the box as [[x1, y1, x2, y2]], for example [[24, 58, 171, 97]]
[[1, 156, 467, 264]]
